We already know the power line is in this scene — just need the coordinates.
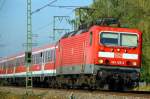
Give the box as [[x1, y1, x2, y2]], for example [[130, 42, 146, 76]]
[[31, 0, 57, 15], [48, 5, 84, 8]]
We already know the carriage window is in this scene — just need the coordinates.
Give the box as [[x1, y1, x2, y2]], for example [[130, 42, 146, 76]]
[[45, 49, 56, 62], [22, 57, 25, 65], [0, 63, 2, 69], [53, 49, 56, 61], [48, 50, 51, 61], [100, 32, 119, 46], [32, 55, 35, 64], [121, 34, 138, 47], [45, 50, 50, 62], [16, 59, 20, 66], [3, 62, 6, 69], [51, 49, 55, 61], [35, 54, 41, 64], [45, 51, 47, 62], [42, 52, 45, 62]]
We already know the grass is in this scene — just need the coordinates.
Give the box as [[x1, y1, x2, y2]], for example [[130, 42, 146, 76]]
[[134, 85, 150, 91], [0, 91, 41, 99]]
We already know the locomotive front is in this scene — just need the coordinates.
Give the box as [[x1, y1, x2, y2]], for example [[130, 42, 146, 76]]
[[93, 27, 142, 89]]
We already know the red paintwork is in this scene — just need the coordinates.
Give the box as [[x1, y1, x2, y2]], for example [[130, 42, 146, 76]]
[[0, 69, 3, 74], [15, 65, 26, 73], [44, 62, 55, 70], [2, 69, 7, 74], [55, 31, 93, 71], [7, 68, 14, 74], [30, 64, 41, 71], [56, 25, 142, 69], [60, 33, 89, 65]]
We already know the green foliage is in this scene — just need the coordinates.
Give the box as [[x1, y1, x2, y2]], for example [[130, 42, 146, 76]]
[[141, 45, 150, 82], [76, 0, 150, 82]]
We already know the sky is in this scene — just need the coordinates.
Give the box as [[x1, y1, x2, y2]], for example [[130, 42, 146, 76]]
[[0, 0, 92, 57]]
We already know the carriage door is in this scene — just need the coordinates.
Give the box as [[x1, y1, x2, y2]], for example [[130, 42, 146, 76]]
[[40, 51, 45, 76]]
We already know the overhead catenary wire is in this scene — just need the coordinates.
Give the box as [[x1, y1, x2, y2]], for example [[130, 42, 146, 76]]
[[48, 5, 85, 8], [32, 0, 80, 33], [33, 7, 75, 34], [31, 0, 91, 31], [31, 0, 58, 15], [32, 0, 86, 14], [32, 0, 91, 42]]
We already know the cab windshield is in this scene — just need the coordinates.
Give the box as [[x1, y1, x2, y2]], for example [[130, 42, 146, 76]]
[[100, 32, 138, 47]]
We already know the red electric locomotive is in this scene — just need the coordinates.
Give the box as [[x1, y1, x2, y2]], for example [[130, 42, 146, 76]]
[[55, 18, 142, 89], [0, 18, 142, 90]]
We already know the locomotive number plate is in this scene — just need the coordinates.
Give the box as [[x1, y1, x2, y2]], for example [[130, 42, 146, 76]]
[[114, 53, 122, 58]]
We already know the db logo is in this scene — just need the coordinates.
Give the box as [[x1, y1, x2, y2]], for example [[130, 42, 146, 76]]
[[115, 53, 122, 58]]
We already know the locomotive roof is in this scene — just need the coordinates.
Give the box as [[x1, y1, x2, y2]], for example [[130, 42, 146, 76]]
[[60, 18, 141, 40], [60, 24, 142, 40]]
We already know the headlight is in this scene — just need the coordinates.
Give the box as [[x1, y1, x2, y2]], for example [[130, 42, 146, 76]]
[[132, 62, 137, 66], [98, 59, 103, 64], [117, 48, 120, 52]]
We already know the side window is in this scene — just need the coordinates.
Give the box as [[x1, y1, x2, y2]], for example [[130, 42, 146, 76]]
[[32, 55, 35, 64], [36, 54, 41, 64], [53, 49, 56, 61], [34, 54, 38, 64], [8, 60, 10, 69], [2, 62, 5, 69], [45, 51, 49, 63], [50, 50, 52, 61], [3, 62, 6, 69], [90, 32, 93, 46], [34, 55, 36, 64], [46, 49, 55, 62], [21, 57, 24, 65], [8, 60, 10, 68], [51, 49, 55, 62], [51, 50, 53, 61], [0, 63, 2, 69], [47, 50, 51, 62], [14, 59, 16, 67], [18, 58, 21, 66], [43, 51, 46, 63], [45, 51, 47, 62], [16, 59, 19, 66]]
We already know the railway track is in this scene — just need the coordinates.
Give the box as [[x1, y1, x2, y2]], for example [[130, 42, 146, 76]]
[[0, 86, 150, 99]]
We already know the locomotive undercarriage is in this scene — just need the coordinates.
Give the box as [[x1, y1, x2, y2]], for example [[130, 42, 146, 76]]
[[0, 65, 140, 91], [51, 65, 140, 90], [53, 73, 139, 90]]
